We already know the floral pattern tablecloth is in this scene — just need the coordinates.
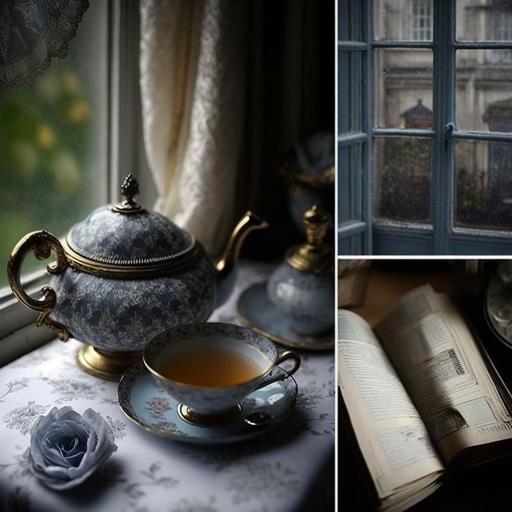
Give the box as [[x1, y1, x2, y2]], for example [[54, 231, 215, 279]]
[[0, 263, 334, 512]]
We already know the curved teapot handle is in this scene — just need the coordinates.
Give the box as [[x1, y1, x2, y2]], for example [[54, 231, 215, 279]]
[[7, 230, 71, 341]]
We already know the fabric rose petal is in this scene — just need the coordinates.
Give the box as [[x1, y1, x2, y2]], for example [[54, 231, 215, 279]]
[[28, 407, 118, 490]]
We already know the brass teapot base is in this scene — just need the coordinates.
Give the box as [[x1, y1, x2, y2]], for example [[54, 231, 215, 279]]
[[77, 345, 142, 381]]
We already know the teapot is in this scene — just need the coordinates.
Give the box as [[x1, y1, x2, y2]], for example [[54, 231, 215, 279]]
[[7, 174, 267, 379], [267, 205, 334, 335]]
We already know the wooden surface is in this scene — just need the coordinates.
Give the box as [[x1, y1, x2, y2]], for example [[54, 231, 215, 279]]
[[339, 260, 512, 511], [344, 261, 487, 327]]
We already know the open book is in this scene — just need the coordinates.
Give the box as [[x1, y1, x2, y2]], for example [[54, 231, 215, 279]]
[[339, 284, 512, 512]]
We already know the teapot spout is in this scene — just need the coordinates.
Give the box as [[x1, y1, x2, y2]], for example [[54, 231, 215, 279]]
[[214, 211, 268, 307]]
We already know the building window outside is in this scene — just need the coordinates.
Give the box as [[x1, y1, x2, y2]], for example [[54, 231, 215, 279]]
[[410, 0, 433, 41], [484, 98, 512, 222], [489, 0, 512, 63], [492, 0, 512, 40]]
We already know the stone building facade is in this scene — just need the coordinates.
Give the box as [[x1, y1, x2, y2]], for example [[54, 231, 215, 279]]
[[374, 0, 512, 227]]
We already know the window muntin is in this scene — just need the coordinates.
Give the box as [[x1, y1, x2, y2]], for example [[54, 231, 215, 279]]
[[0, 2, 108, 289], [338, 0, 372, 254]]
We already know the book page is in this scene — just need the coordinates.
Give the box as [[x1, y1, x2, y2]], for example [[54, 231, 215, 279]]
[[375, 285, 512, 465], [338, 309, 444, 499]]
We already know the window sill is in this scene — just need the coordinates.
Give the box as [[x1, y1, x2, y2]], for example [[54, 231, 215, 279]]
[[0, 269, 54, 366]]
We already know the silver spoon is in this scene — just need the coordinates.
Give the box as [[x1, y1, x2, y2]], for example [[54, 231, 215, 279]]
[[244, 412, 274, 426]]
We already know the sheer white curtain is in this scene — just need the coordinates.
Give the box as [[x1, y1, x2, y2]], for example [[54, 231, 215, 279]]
[[139, 0, 246, 254]]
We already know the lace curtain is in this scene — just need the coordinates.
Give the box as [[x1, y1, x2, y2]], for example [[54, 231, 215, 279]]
[[140, 0, 247, 255], [0, 0, 89, 89]]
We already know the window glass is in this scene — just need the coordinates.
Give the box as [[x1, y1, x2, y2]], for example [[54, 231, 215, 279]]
[[457, 0, 512, 41], [456, 49, 512, 132], [455, 140, 512, 230], [340, 143, 364, 222], [374, 0, 433, 41], [340, 0, 364, 41], [339, 51, 363, 134], [0, 2, 108, 289], [374, 49, 433, 129], [373, 137, 432, 224]]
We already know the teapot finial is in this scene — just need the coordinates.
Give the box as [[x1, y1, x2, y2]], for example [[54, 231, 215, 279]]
[[121, 174, 139, 204], [303, 205, 330, 247], [112, 174, 145, 214]]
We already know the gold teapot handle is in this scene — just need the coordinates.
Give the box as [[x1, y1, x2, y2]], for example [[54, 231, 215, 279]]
[[7, 230, 70, 341]]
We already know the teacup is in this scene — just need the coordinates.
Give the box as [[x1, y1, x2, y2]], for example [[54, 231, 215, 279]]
[[143, 322, 300, 425]]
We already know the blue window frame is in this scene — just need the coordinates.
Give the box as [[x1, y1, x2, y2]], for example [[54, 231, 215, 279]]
[[339, 0, 512, 255]]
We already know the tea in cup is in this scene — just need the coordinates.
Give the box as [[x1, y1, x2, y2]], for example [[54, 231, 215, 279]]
[[143, 323, 300, 425]]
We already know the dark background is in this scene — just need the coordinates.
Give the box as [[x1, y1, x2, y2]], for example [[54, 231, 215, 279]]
[[237, 0, 335, 261]]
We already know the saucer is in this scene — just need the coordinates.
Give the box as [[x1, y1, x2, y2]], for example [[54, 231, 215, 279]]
[[117, 361, 298, 444], [237, 282, 334, 351]]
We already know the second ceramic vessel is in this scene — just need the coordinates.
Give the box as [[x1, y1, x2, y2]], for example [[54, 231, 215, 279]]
[[267, 205, 334, 335]]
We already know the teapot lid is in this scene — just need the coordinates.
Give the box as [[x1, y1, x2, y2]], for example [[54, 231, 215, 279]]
[[63, 174, 201, 278], [285, 205, 333, 274]]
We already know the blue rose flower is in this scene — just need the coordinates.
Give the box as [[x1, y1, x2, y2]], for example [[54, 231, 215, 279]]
[[28, 406, 117, 490]]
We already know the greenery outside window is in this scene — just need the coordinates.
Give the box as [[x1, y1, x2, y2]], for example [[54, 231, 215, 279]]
[[0, 0, 146, 363]]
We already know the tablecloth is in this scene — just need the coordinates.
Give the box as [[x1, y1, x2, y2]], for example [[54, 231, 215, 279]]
[[0, 262, 334, 512]]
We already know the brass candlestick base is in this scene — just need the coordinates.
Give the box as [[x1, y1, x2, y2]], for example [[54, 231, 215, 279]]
[[177, 403, 242, 427], [77, 345, 142, 381]]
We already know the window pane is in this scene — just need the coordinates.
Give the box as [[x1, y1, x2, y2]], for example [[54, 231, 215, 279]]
[[374, 0, 433, 41], [0, 2, 108, 289], [339, 50, 363, 134], [340, 0, 364, 42], [455, 140, 512, 230], [339, 143, 364, 222], [373, 137, 432, 223], [456, 49, 512, 132], [374, 49, 433, 129], [457, 0, 512, 41]]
